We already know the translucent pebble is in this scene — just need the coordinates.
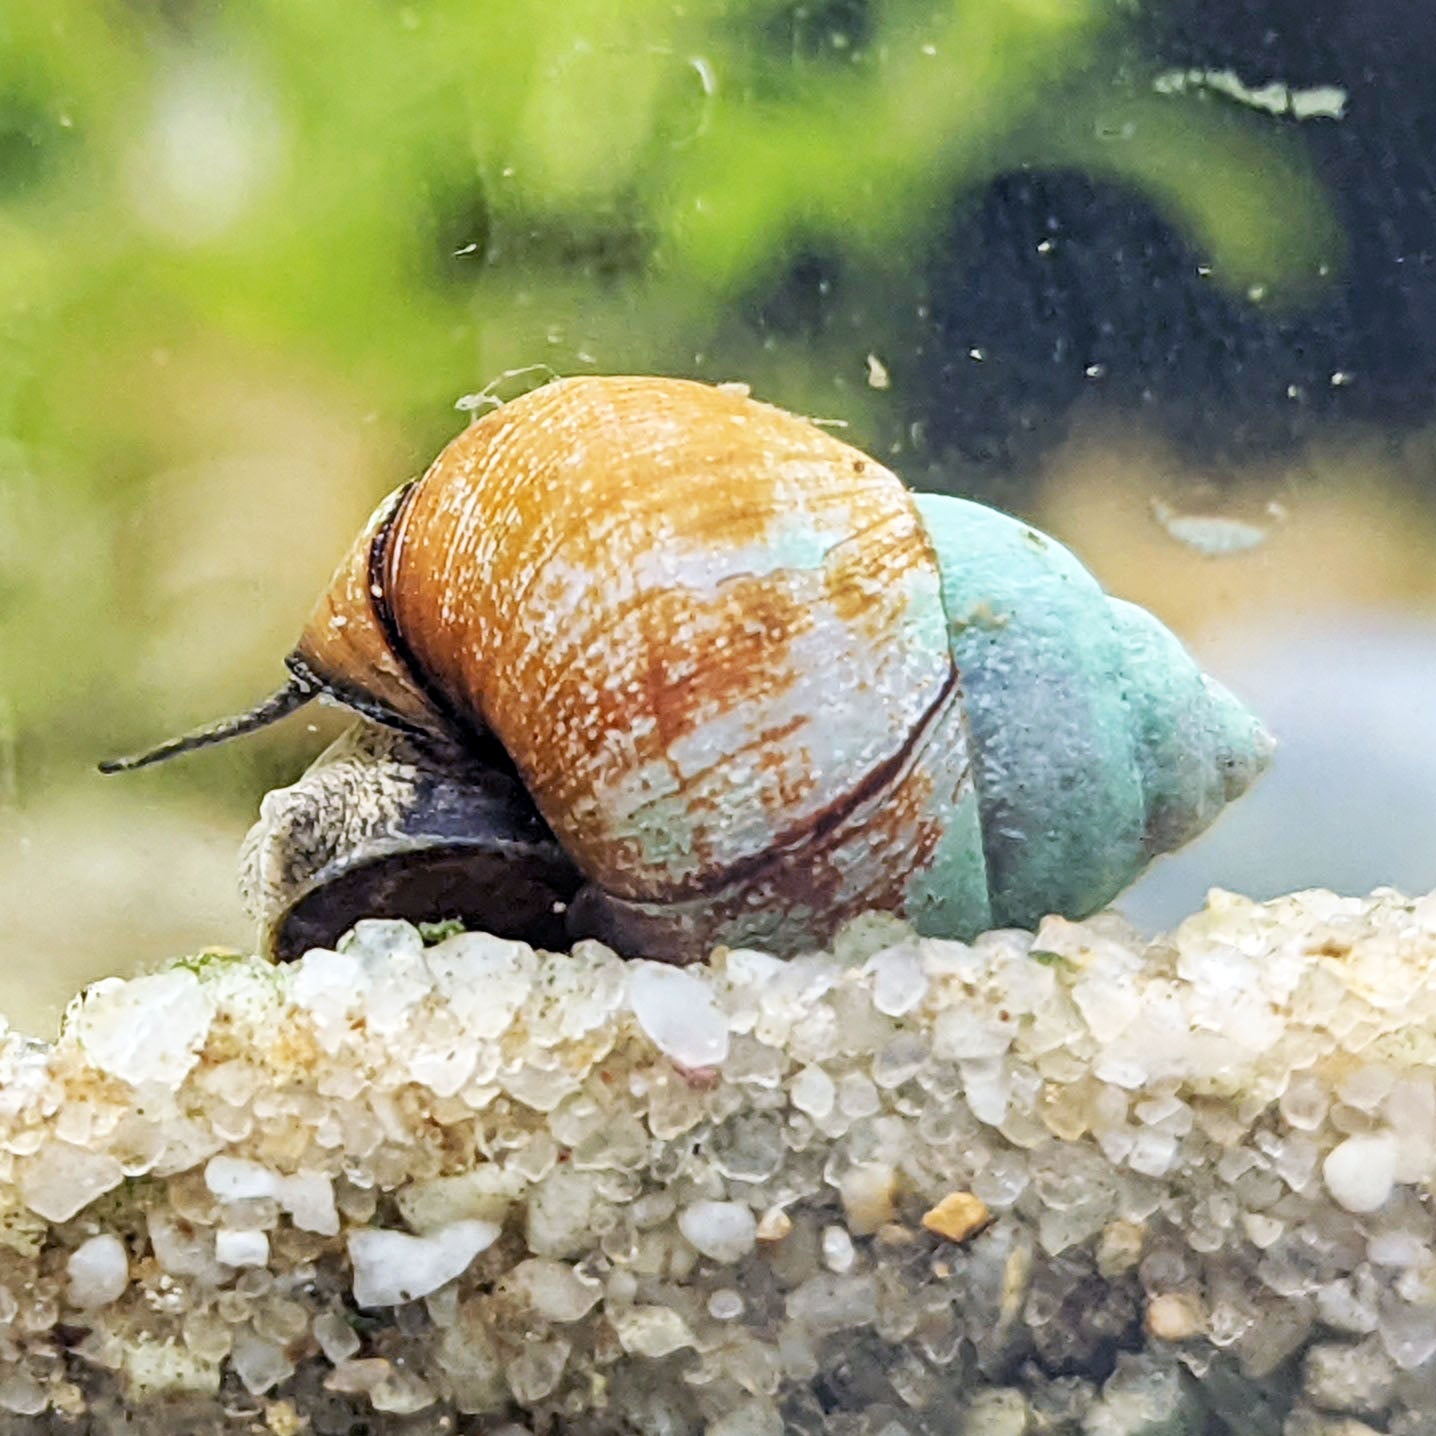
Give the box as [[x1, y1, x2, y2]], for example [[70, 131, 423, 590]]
[[254, 1295, 309, 1347], [205, 1156, 278, 1201], [709, 1288, 745, 1320], [919, 936, 982, 982], [371, 1369, 438, 1414], [1096, 1220, 1146, 1277], [501, 1063, 581, 1112], [230, 1327, 294, 1395], [788, 1002, 840, 1065], [314, 1309, 362, 1364], [1286, 1079, 1326, 1143], [832, 912, 914, 965], [1038, 1202, 1111, 1256], [507, 1338, 571, 1403], [821, 1224, 855, 1273], [1324, 1134, 1399, 1214], [1368, 1230, 1428, 1269], [723, 1037, 785, 1089], [399, 1168, 522, 1234], [836, 1072, 880, 1119], [838, 1162, 897, 1235], [1145, 1292, 1205, 1341], [216, 1228, 270, 1268], [508, 1258, 602, 1322], [790, 1064, 835, 1118], [0, 1370, 46, 1416], [290, 949, 368, 1044], [347, 1220, 501, 1307], [711, 1114, 785, 1182], [872, 1032, 927, 1089], [628, 963, 729, 1068], [962, 1057, 1012, 1126], [678, 1200, 757, 1263], [425, 933, 537, 1038], [1386, 1078, 1436, 1183], [961, 1388, 1032, 1436], [526, 1167, 603, 1258], [148, 1212, 224, 1283], [1084, 1351, 1197, 1432], [1127, 1128, 1178, 1178], [706, 1396, 784, 1436], [756, 1207, 793, 1242], [866, 944, 928, 1016], [72, 970, 215, 1086], [278, 1172, 339, 1235], [784, 1273, 877, 1332], [933, 1006, 1013, 1061], [1241, 1212, 1285, 1249], [326, 1357, 391, 1394], [1266, 1133, 1320, 1192], [66, 1234, 129, 1308], [971, 1151, 1029, 1208], [1339, 1066, 1397, 1114], [182, 1309, 233, 1363], [612, 1304, 696, 1357], [1378, 1297, 1436, 1371], [1070, 974, 1140, 1043], [338, 918, 424, 963], [1317, 1271, 1381, 1335], [20, 1141, 123, 1222], [1302, 1339, 1397, 1413]]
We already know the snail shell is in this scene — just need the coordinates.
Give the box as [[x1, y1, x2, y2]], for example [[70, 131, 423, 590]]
[[105, 375, 1272, 961]]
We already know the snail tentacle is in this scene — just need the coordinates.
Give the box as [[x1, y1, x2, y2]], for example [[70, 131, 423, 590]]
[[97, 674, 317, 774]]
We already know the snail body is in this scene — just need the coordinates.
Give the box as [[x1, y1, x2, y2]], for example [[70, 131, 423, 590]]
[[105, 375, 1271, 961]]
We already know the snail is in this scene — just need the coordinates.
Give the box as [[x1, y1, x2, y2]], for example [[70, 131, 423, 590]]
[[102, 375, 1272, 962]]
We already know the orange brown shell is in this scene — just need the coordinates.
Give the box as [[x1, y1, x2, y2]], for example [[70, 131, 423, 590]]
[[292, 376, 979, 935]]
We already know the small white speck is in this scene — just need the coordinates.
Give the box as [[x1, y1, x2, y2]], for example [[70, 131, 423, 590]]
[[1330, 370, 1354, 386], [865, 353, 891, 389], [1036, 239, 1054, 254], [1084, 363, 1106, 379], [968, 347, 985, 362]]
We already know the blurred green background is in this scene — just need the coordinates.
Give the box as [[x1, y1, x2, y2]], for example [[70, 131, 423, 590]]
[[3, 0, 1434, 1032]]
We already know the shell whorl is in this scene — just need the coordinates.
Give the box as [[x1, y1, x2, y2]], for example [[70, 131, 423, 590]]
[[914, 492, 1271, 930], [353, 376, 981, 940]]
